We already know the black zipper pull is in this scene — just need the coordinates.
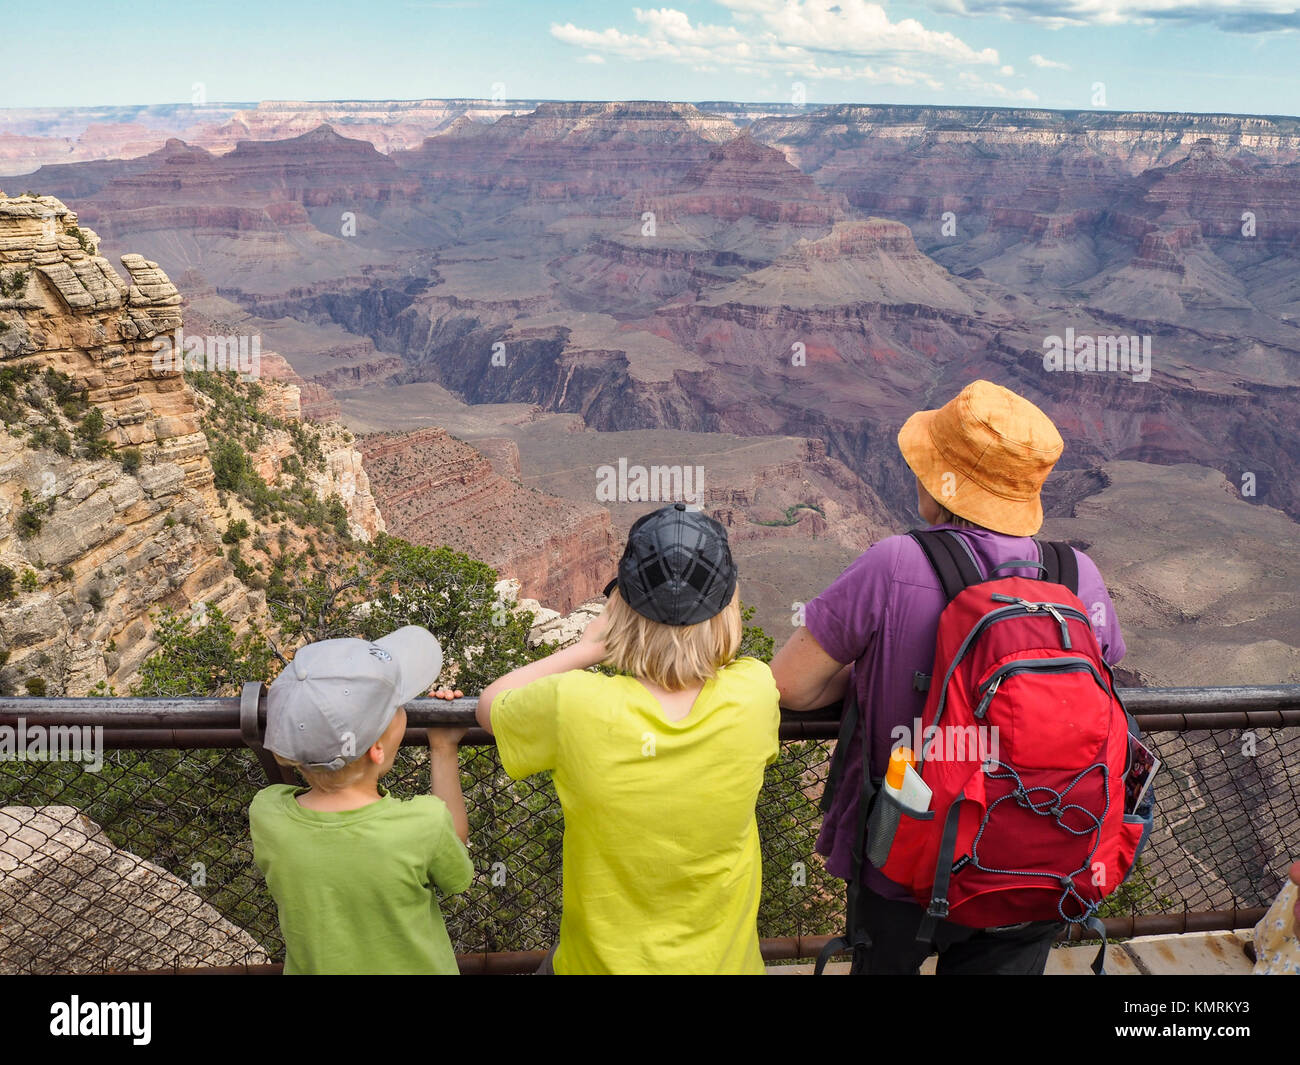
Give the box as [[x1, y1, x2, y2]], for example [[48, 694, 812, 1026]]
[[974, 675, 1003, 718], [1044, 603, 1071, 649]]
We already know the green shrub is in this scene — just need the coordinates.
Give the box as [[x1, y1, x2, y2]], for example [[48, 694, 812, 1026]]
[[133, 603, 274, 698], [16, 505, 43, 539], [222, 519, 251, 544], [326, 495, 350, 539], [120, 447, 142, 474], [76, 406, 112, 459], [68, 225, 94, 255], [45, 370, 88, 420], [227, 546, 257, 584], [0, 268, 30, 300], [0, 564, 15, 601], [23, 677, 46, 696], [19, 569, 38, 593], [210, 438, 257, 493]]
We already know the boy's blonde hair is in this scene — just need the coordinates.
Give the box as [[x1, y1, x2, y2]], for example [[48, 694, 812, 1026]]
[[601, 585, 742, 691], [272, 752, 375, 793]]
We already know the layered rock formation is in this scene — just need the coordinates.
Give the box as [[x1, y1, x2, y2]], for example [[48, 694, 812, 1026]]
[[7, 102, 1299, 690], [0, 193, 259, 693], [0, 103, 243, 172], [359, 427, 619, 612], [750, 105, 1300, 179], [242, 354, 385, 542], [493, 577, 604, 650], [255, 348, 343, 422], [83, 127, 420, 213], [701, 218, 994, 312], [667, 134, 843, 225], [395, 101, 738, 201]]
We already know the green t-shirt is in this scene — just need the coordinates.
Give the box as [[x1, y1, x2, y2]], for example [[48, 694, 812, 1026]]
[[491, 656, 781, 974], [250, 784, 473, 975]]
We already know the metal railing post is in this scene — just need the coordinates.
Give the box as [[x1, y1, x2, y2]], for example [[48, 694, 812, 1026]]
[[239, 680, 294, 785]]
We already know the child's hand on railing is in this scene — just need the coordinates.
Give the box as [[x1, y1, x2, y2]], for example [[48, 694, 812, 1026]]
[[427, 688, 467, 750], [427, 726, 467, 750]]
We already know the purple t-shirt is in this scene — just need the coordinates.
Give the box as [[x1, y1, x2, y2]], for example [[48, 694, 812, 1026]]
[[803, 523, 1127, 901]]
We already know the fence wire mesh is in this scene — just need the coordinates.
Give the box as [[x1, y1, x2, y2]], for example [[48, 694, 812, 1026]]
[[0, 722, 1295, 973]]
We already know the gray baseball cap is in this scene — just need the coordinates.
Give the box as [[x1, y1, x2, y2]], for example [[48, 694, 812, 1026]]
[[265, 626, 443, 771]]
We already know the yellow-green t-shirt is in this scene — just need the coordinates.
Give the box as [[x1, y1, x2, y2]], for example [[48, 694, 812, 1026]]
[[491, 656, 781, 974], [249, 784, 474, 975]]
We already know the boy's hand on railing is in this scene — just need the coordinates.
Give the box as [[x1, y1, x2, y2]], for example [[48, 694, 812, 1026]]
[[427, 726, 467, 750]]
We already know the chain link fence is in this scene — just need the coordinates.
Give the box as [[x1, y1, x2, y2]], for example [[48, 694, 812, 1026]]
[[1, 691, 1296, 973]]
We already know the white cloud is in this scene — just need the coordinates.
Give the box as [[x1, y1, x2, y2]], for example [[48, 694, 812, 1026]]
[[579, 53, 607, 64], [1029, 53, 1071, 69], [715, 0, 1000, 64], [551, 2, 1003, 85], [929, 1, 1300, 32], [957, 70, 1040, 100], [1000, 64, 1016, 74]]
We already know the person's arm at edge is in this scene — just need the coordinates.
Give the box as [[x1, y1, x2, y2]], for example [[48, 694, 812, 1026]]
[[427, 727, 469, 845], [770, 626, 852, 711], [475, 610, 609, 734]]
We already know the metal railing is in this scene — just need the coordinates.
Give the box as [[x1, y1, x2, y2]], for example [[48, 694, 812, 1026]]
[[1, 684, 1297, 974]]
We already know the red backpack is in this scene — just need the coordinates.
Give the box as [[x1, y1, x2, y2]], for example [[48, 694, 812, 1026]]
[[817, 530, 1151, 975]]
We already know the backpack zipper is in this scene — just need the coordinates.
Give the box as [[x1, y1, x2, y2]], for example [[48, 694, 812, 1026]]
[[973, 657, 1110, 719], [924, 601, 1093, 761], [990, 593, 1075, 648]]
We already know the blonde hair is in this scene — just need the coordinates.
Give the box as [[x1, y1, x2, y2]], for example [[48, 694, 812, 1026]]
[[931, 503, 985, 529], [601, 585, 742, 691], [272, 751, 375, 793]]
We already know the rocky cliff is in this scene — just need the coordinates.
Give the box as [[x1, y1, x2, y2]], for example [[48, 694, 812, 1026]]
[[0, 193, 260, 693], [243, 353, 385, 542], [359, 426, 619, 612], [394, 101, 738, 202]]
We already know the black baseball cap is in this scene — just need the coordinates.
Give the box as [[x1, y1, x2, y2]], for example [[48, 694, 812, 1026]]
[[603, 503, 738, 626]]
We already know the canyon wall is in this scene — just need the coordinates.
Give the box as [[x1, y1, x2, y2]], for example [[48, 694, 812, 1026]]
[[0, 194, 260, 693], [359, 426, 619, 612]]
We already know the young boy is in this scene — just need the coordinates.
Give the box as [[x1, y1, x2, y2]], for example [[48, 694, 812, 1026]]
[[250, 625, 472, 975], [476, 503, 781, 974]]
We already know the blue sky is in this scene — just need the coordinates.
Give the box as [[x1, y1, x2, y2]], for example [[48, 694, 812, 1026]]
[[3, 0, 1298, 115]]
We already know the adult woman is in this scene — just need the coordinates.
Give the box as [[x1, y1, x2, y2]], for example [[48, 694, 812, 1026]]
[[772, 379, 1129, 974]]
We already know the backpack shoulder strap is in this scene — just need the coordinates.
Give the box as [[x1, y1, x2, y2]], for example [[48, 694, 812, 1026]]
[[1035, 540, 1080, 596], [909, 529, 984, 603]]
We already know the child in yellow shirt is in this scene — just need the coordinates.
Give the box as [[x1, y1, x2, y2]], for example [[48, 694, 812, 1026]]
[[476, 503, 780, 974]]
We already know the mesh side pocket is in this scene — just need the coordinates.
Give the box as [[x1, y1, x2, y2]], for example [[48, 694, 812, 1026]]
[[867, 789, 905, 868]]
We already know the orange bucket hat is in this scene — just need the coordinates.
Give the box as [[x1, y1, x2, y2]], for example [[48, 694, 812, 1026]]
[[897, 380, 1064, 537]]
